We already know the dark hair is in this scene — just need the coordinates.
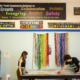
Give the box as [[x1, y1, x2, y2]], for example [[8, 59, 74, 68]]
[[21, 51, 28, 57], [64, 54, 71, 61], [21, 51, 28, 62]]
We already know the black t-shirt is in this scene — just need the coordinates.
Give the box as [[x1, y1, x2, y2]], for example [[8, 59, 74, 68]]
[[65, 57, 79, 72], [18, 61, 26, 67]]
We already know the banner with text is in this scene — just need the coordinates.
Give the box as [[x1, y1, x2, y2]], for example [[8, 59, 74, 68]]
[[0, 3, 66, 20], [20, 21, 43, 29], [0, 22, 15, 28], [48, 23, 80, 29]]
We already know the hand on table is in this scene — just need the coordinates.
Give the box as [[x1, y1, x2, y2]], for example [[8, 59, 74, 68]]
[[25, 70, 28, 73], [20, 72, 22, 76], [76, 71, 80, 74], [57, 71, 61, 74]]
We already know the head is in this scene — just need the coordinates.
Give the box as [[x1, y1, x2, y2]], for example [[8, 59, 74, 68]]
[[64, 54, 72, 62], [21, 51, 28, 59]]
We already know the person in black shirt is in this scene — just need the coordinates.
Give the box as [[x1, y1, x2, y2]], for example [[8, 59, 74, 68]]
[[16, 51, 28, 80], [57, 54, 80, 74]]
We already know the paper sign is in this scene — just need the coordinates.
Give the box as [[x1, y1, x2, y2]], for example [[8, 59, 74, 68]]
[[4, 51, 10, 58]]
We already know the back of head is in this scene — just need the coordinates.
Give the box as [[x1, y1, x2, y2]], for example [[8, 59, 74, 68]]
[[21, 51, 28, 57], [21, 51, 28, 62], [64, 54, 71, 61]]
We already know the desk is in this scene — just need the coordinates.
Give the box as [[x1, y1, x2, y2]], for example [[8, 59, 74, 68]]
[[21, 70, 80, 80]]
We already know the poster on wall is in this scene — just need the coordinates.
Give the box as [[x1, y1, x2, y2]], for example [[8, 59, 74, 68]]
[[48, 23, 80, 29], [20, 21, 43, 29], [0, 22, 15, 28], [74, 7, 80, 15], [4, 51, 10, 58], [0, 3, 66, 20]]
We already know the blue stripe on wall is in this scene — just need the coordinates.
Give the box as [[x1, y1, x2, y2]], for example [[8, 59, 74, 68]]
[[0, 29, 80, 32]]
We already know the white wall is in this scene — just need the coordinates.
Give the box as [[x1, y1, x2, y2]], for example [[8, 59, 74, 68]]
[[0, 51, 1, 77], [0, 32, 80, 80]]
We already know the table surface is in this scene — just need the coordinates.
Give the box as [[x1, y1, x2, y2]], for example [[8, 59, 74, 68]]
[[21, 70, 78, 76], [21, 70, 80, 79]]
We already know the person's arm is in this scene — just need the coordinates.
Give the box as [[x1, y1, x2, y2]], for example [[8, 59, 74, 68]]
[[78, 62, 80, 72], [61, 65, 67, 72], [77, 62, 80, 74], [25, 66, 28, 73], [18, 58, 22, 75], [57, 65, 67, 74], [73, 57, 80, 74]]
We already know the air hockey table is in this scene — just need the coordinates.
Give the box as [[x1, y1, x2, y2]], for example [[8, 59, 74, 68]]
[[21, 70, 80, 80]]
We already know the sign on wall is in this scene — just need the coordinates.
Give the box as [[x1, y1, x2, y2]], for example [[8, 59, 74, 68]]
[[74, 7, 80, 15], [4, 51, 10, 58], [0, 3, 66, 20], [48, 23, 80, 28], [0, 22, 15, 28], [20, 21, 43, 29]]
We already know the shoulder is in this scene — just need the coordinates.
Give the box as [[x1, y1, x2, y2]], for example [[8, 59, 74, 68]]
[[72, 57, 79, 62], [19, 57, 22, 62], [72, 57, 78, 60]]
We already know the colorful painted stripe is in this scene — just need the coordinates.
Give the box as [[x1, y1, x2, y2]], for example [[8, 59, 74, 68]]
[[54, 33, 69, 66], [33, 33, 49, 69]]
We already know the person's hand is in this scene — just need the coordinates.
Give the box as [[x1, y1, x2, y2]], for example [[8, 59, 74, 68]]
[[25, 70, 28, 73], [76, 71, 80, 74], [57, 71, 61, 74], [20, 72, 22, 75]]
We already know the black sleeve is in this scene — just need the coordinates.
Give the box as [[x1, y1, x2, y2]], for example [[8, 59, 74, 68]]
[[73, 57, 79, 64]]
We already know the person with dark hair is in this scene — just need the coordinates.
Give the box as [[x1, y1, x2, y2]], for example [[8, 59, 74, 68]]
[[57, 54, 80, 74], [17, 51, 28, 80]]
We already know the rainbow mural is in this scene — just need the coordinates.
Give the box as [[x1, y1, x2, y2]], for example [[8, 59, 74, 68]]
[[54, 33, 69, 66], [33, 33, 50, 69]]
